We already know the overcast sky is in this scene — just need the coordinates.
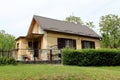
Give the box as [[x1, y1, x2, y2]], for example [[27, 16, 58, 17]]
[[0, 0, 120, 37]]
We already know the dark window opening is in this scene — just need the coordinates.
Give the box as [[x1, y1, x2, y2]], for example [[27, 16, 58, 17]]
[[33, 41, 39, 57], [28, 42, 32, 49], [81, 40, 95, 49], [58, 38, 76, 49], [17, 43, 19, 49]]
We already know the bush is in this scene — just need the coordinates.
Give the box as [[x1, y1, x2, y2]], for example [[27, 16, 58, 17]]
[[62, 48, 120, 66], [0, 57, 17, 65]]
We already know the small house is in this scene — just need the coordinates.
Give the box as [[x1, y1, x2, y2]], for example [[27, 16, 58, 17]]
[[16, 15, 101, 61]]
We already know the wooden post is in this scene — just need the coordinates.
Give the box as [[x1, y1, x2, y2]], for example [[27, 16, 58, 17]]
[[59, 50, 62, 63], [50, 49, 52, 63]]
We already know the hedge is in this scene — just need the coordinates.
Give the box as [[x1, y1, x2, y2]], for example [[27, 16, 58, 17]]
[[62, 48, 120, 66], [0, 57, 17, 65]]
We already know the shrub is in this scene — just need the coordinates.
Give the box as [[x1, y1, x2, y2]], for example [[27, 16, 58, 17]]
[[62, 48, 120, 66], [0, 57, 17, 65]]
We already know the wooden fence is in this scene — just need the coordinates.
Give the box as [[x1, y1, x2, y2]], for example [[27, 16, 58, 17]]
[[0, 49, 17, 58], [0, 49, 62, 64]]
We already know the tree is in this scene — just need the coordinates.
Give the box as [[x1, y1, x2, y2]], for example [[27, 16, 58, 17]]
[[85, 21, 95, 28], [99, 14, 120, 48], [66, 15, 95, 29], [0, 30, 15, 50], [66, 15, 83, 24]]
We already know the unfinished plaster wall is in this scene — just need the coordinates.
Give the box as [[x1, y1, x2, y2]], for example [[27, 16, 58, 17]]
[[47, 32, 100, 49]]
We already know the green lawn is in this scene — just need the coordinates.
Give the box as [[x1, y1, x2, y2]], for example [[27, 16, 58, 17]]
[[0, 64, 120, 80]]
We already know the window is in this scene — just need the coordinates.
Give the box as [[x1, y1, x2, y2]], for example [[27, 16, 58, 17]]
[[58, 38, 76, 49], [17, 43, 19, 49], [81, 40, 95, 49], [28, 42, 32, 49]]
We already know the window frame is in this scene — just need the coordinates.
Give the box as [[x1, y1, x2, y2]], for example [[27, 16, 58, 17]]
[[81, 40, 95, 49], [57, 38, 76, 49]]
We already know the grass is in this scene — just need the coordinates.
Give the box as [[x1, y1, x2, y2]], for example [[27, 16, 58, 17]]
[[0, 64, 120, 80]]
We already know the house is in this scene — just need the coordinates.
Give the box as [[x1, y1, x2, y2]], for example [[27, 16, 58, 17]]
[[16, 15, 101, 61]]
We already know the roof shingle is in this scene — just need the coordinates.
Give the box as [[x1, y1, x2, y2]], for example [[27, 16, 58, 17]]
[[33, 15, 100, 39]]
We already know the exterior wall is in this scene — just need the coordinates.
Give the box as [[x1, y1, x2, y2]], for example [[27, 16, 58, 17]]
[[32, 22, 39, 33], [16, 38, 28, 49], [41, 31, 47, 49], [32, 22, 44, 34], [16, 31, 100, 61], [40, 31, 48, 60], [16, 38, 28, 60], [47, 32, 100, 49], [16, 38, 45, 61], [16, 36, 47, 61]]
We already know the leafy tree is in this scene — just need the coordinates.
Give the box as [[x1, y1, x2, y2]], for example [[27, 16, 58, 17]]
[[0, 30, 15, 50], [99, 14, 120, 48], [85, 21, 95, 28], [66, 15, 95, 29], [66, 15, 83, 24]]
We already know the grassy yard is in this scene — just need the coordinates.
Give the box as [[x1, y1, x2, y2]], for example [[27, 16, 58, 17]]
[[0, 64, 120, 80]]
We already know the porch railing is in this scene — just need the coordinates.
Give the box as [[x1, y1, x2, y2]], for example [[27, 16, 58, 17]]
[[0, 49, 18, 59], [0, 49, 62, 63]]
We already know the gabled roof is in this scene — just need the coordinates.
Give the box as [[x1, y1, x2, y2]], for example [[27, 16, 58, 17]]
[[33, 15, 100, 39]]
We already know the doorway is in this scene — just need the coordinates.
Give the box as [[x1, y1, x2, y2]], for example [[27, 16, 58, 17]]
[[33, 41, 39, 58]]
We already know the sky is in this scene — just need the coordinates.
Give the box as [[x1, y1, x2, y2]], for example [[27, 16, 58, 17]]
[[0, 0, 120, 38]]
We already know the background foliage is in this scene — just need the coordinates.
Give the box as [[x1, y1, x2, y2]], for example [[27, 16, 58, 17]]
[[99, 14, 120, 48], [0, 57, 17, 65], [66, 15, 95, 29], [0, 30, 15, 50]]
